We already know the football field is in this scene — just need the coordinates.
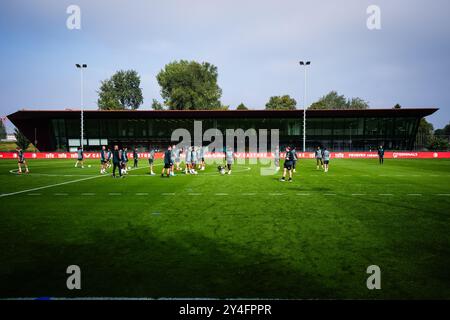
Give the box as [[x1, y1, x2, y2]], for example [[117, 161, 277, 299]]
[[0, 158, 449, 299]]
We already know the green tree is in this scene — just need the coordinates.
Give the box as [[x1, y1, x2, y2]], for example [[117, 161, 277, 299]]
[[265, 95, 297, 110], [156, 60, 222, 110], [14, 128, 30, 150], [98, 70, 143, 110], [236, 103, 248, 110], [0, 120, 6, 140], [309, 91, 369, 110], [347, 97, 369, 109], [394, 103, 402, 109], [427, 136, 449, 151], [151, 99, 164, 110]]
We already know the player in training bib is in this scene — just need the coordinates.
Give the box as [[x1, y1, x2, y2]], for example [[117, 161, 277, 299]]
[[16, 147, 29, 174], [323, 147, 330, 173], [280, 146, 294, 182], [315, 146, 323, 170]]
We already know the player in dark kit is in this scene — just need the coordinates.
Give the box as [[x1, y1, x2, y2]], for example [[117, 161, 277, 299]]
[[112, 145, 122, 178], [16, 147, 29, 174], [378, 145, 385, 164], [133, 148, 139, 168], [161, 145, 172, 177], [280, 146, 294, 182]]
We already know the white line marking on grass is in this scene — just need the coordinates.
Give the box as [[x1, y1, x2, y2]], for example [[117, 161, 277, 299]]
[[269, 193, 284, 196], [351, 194, 366, 196], [215, 193, 228, 196], [296, 193, 310, 196], [1, 173, 105, 198], [436, 194, 450, 196], [136, 193, 148, 196], [407, 194, 422, 196], [242, 193, 256, 196], [188, 193, 201, 196]]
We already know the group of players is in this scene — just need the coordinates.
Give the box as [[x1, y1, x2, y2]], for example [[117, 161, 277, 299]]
[[16, 144, 386, 180]]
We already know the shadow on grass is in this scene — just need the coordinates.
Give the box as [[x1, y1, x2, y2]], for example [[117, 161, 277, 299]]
[[1, 225, 334, 299]]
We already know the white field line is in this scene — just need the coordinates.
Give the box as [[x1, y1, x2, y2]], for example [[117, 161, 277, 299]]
[[1, 165, 148, 198], [215, 193, 228, 196]]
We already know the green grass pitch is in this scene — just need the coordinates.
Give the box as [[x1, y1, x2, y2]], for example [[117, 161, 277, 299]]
[[0, 158, 449, 299]]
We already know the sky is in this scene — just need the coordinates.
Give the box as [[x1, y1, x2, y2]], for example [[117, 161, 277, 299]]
[[1, 0, 449, 132]]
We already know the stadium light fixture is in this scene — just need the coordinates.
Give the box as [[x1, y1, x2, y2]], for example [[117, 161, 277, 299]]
[[76, 64, 87, 151], [299, 61, 311, 152]]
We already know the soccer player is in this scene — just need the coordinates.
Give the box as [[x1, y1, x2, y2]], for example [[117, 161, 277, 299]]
[[225, 147, 234, 175], [112, 145, 122, 178], [185, 146, 192, 174], [106, 147, 112, 169], [121, 147, 129, 174], [133, 148, 139, 168], [280, 146, 294, 182], [148, 146, 155, 175], [323, 147, 330, 172], [190, 146, 198, 174], [292, 146, 298, 173], [274, 146, 280, 172], [170, 144, 176, 176], [315, 146, 323, 170], [199, 146, 206, 171], [161, 145, 172, 177], [100, 145, 107, 174], [16, 147, 29, 174], [174, 146, 181, 171], [75, 147, 84, 168], [378, 145, 385, 165]]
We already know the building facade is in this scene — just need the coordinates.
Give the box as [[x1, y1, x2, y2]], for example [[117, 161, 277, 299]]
[[7, 108, 438, 151]]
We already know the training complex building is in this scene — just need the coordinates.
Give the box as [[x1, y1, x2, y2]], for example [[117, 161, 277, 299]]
[[6, 108, 438, 152]]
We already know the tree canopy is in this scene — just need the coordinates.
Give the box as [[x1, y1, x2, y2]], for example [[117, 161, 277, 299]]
[[0, 120, 6, 140], [156, 60, 223, 110], [97, 70, 143, 110], [265, 95, 297, 110], [309, 91, 369, 110], [236, 103, 248, 110]]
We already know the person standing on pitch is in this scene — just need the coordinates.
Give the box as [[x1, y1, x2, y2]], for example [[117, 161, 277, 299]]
[[170, 144, 176, 176], [106, 147, 112, 169], [162, 145, 172, 177], [133, 147, 139, 168], [16, 147, 29, 174], [315, 146, 323, 170], [112, 145, 122, 178], [100, 145, 107, 174], [378, 145, 385, 165], [148, 146, 155, 175], [292, 146, 298, 173], [225, 146, 234, 175], [75, 146, 84, 168], [323, 147, 331, 173], [185, 146, 192, 174], [280, 146, 294, 182]]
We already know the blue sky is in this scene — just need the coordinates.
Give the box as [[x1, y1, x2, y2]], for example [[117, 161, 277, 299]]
[[1, 0, 449, 132]]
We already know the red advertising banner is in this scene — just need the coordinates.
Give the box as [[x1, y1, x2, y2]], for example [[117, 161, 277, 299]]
[[1, 152, 450, 159]]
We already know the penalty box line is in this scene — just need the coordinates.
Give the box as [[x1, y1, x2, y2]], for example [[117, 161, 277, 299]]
[[0, 165, 151, 198]]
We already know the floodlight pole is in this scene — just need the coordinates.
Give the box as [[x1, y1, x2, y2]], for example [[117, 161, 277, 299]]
[[299, 61, 310, 152], [76, 64, 87, 150]]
